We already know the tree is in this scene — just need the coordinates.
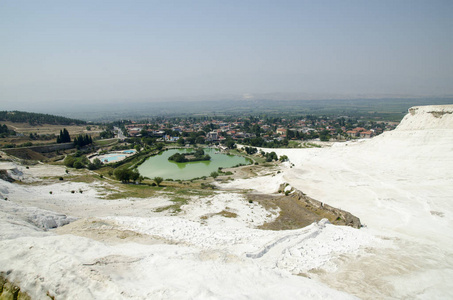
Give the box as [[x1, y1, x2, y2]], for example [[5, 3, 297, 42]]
[[154, 176, 163, 187], [88, 158, 102, 170], [64, 156, 76, 167], [168, 152, 187, 162], [225, 139, 236, 149], [279, 155, 288, 162], [73, 160, 84, 169], [57, 128, 71, 143], [93, 158, 102, 168], [177, 137, 185, 145], [74, 134, 93, 148], [210, 171, 218, 178], [319, 130, 331, 142], [194, 148, 205, 158], [130, 170, 140, 182], [195, 136, 205, 144], [114, 168, 132, 183]]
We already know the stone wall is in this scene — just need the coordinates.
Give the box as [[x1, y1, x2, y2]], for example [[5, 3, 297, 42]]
[[28, 142, 74, 153]]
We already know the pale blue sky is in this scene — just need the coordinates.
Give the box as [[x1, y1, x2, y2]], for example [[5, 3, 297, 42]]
[[1, 0, 452, 108]]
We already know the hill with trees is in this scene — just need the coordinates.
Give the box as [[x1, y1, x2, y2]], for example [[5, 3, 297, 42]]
[[0, 111, 86, 125]]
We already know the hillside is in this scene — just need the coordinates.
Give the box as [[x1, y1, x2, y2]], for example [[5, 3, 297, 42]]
[[270, 105, 453, 297], [0, 111, 86, 125]]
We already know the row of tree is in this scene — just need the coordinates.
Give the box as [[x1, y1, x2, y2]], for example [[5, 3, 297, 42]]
[[56, 129, 93, 147], [56, 128, 71, 143], [74, 134, 93, 148], [113, 168, 143, 183]]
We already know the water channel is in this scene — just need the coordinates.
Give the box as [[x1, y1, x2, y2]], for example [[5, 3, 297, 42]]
[[137, 148, 251, 180]]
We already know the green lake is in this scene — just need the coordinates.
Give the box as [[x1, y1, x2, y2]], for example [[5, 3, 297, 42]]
[[137, 148, 251, 180]]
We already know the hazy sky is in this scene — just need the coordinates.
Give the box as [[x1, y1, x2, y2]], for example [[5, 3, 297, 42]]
[[1, 0, 452, 108]]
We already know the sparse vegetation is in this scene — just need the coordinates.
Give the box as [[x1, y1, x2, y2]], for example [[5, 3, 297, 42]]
[[154, 176, 163, 187]]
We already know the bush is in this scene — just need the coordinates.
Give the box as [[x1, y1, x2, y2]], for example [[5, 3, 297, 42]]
[[64, 156, 76, 168], [59, 177, 63, 181], [154, 176, 163, 187], [73, 161, 84, 169], [210, 171, 218, 178]]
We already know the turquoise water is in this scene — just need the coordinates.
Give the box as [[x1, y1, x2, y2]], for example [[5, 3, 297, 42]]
[[137, 148, 251, 180], [97, 149, 136, 163], [102, 154, 127, 162]]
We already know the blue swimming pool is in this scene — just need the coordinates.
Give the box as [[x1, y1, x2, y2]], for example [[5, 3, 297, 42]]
[[101, 154, 127, 162], [123, 150, 136, 154]]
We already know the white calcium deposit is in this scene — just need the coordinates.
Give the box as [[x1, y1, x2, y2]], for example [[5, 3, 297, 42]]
[[1, 105, 453, 299]]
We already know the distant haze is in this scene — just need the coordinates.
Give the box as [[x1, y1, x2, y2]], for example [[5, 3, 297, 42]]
[[1, 0, 452, 110]]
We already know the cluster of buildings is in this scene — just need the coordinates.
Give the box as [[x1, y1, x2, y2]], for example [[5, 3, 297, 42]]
[[122, 116, 397, 143]]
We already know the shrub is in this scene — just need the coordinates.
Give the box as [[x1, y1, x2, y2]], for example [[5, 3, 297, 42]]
[[59, 177, 63, 181], [73, 161, 84, 169], [64, 156, 76, 168], [154, 176, 163, 187]]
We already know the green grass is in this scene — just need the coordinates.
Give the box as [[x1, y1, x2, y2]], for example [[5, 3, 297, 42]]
[[104, 183, 158, 200], [303, 142, 321, 148], [154, 196, 189, 214], [288, 140, 302, 148]]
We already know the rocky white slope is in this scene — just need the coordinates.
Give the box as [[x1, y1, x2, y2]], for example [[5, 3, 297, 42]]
[[1, 104, 452, 299], [270, 105, 453, 298]]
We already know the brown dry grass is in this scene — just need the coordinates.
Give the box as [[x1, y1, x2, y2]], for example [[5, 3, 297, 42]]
[[0, 122, 101, 147], [2, 122, 100, 136], [249, 194, 322, 230], [2, 148, 48, 161]]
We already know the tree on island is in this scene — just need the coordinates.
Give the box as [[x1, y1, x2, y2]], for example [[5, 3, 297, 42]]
[[168, 148, 211, 163]]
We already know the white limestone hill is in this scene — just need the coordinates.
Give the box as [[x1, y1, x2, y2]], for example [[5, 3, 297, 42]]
[[270, 104, 453, 298]]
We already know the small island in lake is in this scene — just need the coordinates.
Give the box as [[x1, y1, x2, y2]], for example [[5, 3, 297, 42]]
[[168, 148, 211, 163]]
